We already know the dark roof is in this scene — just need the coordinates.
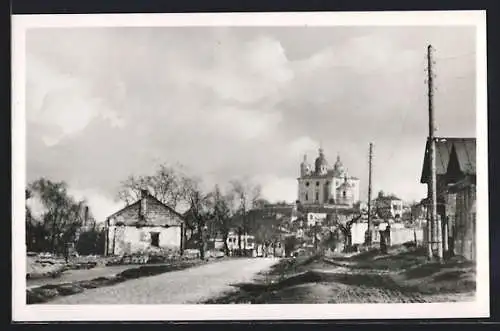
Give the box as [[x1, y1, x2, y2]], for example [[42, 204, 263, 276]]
[[107, 200, 140, 221], [107, 193, 184, 221], [420, 137, 476, 184], [375, 195, 402, 201], [338, 181, 353, 189]]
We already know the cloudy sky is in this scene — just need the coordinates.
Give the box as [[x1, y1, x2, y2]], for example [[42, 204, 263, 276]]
[[25, 26, 476, 221]]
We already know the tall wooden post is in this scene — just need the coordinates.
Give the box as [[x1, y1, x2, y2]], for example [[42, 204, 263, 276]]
[[104, 218, 109, 256], [367, 142, 373, 246], [427, 44, 442, 261], [443, 215, 449, 253], [180, 222, 185, 255]]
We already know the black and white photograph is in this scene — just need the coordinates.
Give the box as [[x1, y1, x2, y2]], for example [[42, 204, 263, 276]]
[[12, 11, 488, 321]]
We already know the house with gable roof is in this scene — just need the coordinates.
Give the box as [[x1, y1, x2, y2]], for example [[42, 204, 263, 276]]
[[105, 190, 185, 256], [420, 137, 476, 260]]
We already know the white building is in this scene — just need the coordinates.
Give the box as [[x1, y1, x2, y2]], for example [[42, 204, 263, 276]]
[[105, 190, 184, 256], [374, 195, 404, 219], [306, 212, 327, 227], [297, 148, 361, 207], [226, 232, 255, 251]]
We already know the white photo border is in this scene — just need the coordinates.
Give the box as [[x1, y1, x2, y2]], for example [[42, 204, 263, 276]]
[[12, 10, 489, 321]]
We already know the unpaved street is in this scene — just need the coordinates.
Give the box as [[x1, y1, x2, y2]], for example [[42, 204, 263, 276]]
[[47, 258, 279, 304]]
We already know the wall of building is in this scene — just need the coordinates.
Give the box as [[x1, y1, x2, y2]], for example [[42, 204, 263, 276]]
[[107, 225, 181, 256], [298, 177, 360, 206], [453, 185, 476, 261], [298, 177, 331, 204], [391, 200, 404, 218], [350, 223, 423, 247], [390, 227, 424, 245], [351, 222, 368, 245], [306, 212, 328, 227], [226, 233, 255, 251]]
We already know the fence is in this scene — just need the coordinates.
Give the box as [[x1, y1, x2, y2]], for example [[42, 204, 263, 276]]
[[389, 227, 424, 246], [351, 223, 424, 247]]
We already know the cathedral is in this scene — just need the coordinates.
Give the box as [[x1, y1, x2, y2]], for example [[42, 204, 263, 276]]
[[297, 148, 360, 208]]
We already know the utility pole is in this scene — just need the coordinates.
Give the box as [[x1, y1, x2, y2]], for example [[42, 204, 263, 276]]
[[242, 195, 247, 256], [426, 44, 442, 261], [366, 142, 373, 246]]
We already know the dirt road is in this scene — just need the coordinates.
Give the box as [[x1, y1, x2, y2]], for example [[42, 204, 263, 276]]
[[205, 248, 476, 304], [46, 258, 279, 304]]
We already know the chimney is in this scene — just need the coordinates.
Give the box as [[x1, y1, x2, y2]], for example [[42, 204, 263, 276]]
[[140, 189, 148, 219]]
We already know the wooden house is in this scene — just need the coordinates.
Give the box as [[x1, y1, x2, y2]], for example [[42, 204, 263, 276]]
[[420, 137, 476, 260]]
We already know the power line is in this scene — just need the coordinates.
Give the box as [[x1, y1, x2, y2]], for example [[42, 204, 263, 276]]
[[313, 51, 475, 78], [434, 52, 476, 61]]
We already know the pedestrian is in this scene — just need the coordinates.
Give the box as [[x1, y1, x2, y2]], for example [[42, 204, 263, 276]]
[[379, 223, 388, 254], [385, 223, 391, 248], [63, 242, 70, 263]]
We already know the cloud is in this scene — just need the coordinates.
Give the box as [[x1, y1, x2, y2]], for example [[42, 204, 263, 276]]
[[209, 107, 283, 141], [287, 136, 320, 158], [257, 175, 297, 203], [24, 26, 476, 219], [200, 35, 294, 104], [26, 52, 124, 145], [67, 188, 123, 222]]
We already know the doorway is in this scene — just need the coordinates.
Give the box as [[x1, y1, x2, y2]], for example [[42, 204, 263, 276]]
[[150, 232, 160, 247]]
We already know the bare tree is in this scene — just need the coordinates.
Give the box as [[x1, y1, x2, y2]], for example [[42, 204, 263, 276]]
[[183, 178, 213, 260], [229, 179, 262, 256], [210, 185, 236, 256], [337, 213, 363, 253], [117, 164, 188, 212]]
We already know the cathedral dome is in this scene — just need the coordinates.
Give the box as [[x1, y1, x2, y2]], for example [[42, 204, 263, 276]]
[[300, 154, 312, 176], [333, 155, 345, 177], [314, 148, 329, 174]]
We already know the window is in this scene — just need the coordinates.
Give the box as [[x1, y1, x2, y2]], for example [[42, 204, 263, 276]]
[[316, 181, 320, 186], [305, 182, 310, 187], [315, 192, 319, 201], [343, 191, 346, 198], [150, 232, 160, 247], [305, 193, 309, 201]]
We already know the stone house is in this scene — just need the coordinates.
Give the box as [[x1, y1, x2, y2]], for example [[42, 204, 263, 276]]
[[105, 190, 185, 256]]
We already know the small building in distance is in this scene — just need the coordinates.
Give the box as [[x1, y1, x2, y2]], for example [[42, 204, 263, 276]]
[[105, 190, 185, 256], [374, 193, 404, 220]]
